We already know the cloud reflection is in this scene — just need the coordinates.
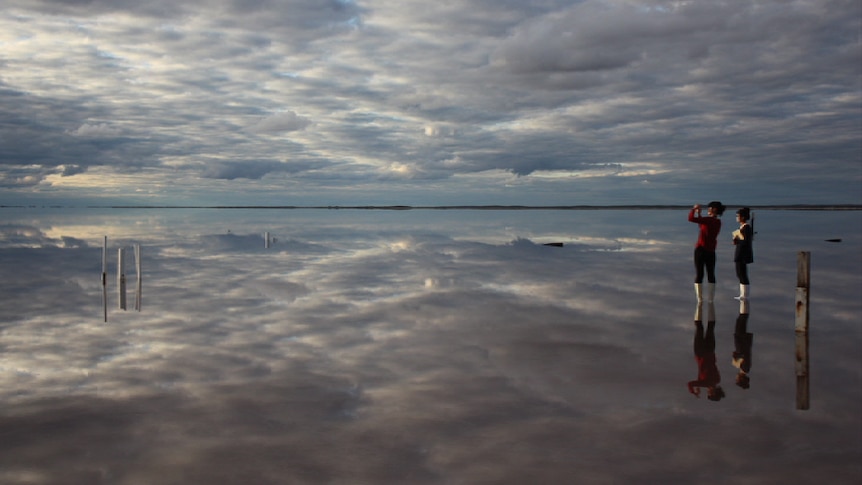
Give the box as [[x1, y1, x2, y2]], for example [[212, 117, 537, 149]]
[[1, 209, 860, 483]]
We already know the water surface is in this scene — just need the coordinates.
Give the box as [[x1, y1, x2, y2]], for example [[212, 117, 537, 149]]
[[1, 208, 860, 484]]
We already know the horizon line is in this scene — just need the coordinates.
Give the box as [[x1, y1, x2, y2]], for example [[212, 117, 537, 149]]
[[3, 204, 861, 210]]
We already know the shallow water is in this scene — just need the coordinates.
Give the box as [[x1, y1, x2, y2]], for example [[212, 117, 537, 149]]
[[1, 208, 860, 484]]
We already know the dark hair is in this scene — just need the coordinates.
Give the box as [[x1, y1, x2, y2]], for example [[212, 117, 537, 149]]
[[737, 207, 750, 220], [707, 201, 726, 216]]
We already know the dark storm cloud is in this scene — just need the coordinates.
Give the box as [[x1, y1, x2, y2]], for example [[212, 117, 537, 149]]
[[9, 0, 363, 27], [200, 158, 327, 179], [0, 84, 162, 188], [483, 0, 861, 172]]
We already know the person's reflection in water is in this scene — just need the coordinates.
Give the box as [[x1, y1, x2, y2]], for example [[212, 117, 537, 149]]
[[732, 300, 753, 389], [688, 302, 725, 401]]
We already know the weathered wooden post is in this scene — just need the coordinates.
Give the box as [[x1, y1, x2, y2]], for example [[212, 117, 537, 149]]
[[134, 244, 142, 311], [102, 236, 108, 322], [795, 251, 810, 410], [118, 247, 127, 310]]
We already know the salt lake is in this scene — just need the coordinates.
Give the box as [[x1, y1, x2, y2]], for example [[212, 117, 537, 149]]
[[1, 207, 860, 484]]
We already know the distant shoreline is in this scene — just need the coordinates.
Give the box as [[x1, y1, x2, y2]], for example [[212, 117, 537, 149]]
[[3, 204, 861, 210]]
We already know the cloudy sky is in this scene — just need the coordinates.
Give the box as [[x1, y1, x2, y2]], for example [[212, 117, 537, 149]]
[[1, 0, 860, 206]]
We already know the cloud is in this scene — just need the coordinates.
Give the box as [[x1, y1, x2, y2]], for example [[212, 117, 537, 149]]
[[70, 123, 122, 138], [248, 111, 312, 134], [200, 160, 287, 180], [424, 124, 458, 137]]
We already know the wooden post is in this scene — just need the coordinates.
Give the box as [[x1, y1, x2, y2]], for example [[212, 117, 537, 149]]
[[102, 236, 108, 322], [265, 231, 271, 249], [134, 244, 142, 311], [118, 247, 127, 311], [795, 251, 810, 410]]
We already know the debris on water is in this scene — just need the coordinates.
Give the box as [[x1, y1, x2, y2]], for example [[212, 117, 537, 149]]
[[825, 238, 842, 243], [543, 242, 564, 247]]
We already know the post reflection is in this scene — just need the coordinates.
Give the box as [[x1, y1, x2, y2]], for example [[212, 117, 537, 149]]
[[688, 302, 725, 402], [733, 300, 753, 390]]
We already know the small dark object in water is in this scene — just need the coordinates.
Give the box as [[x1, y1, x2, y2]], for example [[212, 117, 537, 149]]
[[825, 238, 842, 243], [543, 242, 564, 247]]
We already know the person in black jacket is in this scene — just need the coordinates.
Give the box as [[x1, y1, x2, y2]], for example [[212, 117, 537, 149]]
[[732, 208, 754, 300], [733, 300, 753, 389]]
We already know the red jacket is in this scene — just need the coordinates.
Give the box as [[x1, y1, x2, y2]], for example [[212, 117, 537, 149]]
[[689, 209, 722, 252], [688, 353, 721, 394]]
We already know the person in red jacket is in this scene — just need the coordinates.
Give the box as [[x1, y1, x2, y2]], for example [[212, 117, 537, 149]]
[[688, 201, 726, 302], [688, 302, 725, 401]]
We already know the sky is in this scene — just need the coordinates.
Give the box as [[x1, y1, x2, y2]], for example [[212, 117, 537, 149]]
[[1, 208, 860, 483], [1, 0, 861, 207]]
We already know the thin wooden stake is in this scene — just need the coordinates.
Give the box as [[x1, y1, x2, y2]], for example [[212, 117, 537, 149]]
[[134, 244, 142, 311], [118, 247, 127, 310], [102, 236, 108, 322], [795, 251, 810, 410]]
